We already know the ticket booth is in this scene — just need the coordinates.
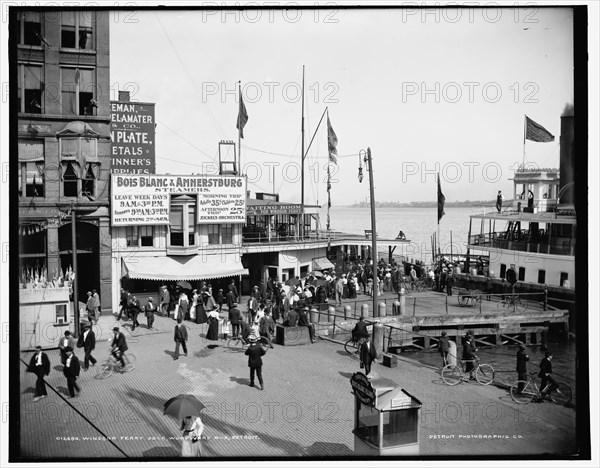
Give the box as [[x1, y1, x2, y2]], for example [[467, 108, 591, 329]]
[[350, 373, 422, 455]]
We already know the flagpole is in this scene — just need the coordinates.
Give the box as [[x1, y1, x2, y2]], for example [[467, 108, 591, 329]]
[[238, 81, 242, 176], [522, 114, 527, 168], [300, 66, 305, 237]]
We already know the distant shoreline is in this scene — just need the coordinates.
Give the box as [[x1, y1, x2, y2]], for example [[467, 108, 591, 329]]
[[344, 200, 499, 208]]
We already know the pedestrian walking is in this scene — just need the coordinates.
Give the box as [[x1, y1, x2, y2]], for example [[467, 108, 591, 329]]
[[117, 287, 129, 321], [259, 309, 275, 348], [58, 330, 75, 365], [160, 285, 171, 318], [86, 291, 96, 323], [62, 347, 81, 399], [27, 345, 50, 402], [221, 317, 231, 340], [178, 290, 190, 321], [516, 344, 529, 393], [173, 319, 188, 360], [446, 272, 455, 296], [359, 334, 377, 378], [216, 288, 224, 312], [206, 309, 220, 347], [144, 297, 156, 330], [129, 295, 141, 331], [229, 302, 242, 338], [439, 331, 450, 366], [77, 324, 97, 371], [245, 335, 267, 390], [535, 351, 557, 402], [92, 289, 101, 322], [181, 415, 204, 457]]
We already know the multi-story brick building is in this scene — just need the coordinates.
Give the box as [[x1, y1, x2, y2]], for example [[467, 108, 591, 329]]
[[14, 10, 113, 323]]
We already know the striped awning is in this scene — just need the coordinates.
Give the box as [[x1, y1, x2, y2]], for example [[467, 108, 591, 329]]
[[312, 257, 334, 271], [121, 255, 248, 281]]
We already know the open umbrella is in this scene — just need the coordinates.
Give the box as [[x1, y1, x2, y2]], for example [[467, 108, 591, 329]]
[[285, 277, 301, 287], [176, 280, 192, 290], [308, 271, 324, 278], [163, 394, 205, 420]]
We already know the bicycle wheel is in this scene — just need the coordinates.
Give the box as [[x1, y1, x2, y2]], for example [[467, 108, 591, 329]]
[[476, 364, 495, 385], [227, 338, 243, 350], [345, 339, 358, 355], [510, 380, 536, 404], [497, 300, 510, 311], [95, 361, 113, 379], [515, 299, 529, 313], [258, 336, 271, 348], [122, 355, 135, 372], [441, 364, 463, 386], [550, 382, 572, 406]]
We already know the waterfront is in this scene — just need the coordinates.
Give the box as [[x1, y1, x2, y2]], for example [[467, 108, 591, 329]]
[[321, 205, 481, 264]]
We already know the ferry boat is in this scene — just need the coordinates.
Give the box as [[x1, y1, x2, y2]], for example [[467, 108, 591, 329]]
[[465, 113, 576, 292]]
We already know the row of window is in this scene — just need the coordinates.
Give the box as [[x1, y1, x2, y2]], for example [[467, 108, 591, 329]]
[[18, 138, 99, 198], [125, 224, 235, 248], [17, 11, 95, 50], [499, 264, 569, 287], [18, 64, 97, 115]]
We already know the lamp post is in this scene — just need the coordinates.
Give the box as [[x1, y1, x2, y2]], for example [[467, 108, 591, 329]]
[[359, 148, 377, 319], [71, 202, 80, 337]]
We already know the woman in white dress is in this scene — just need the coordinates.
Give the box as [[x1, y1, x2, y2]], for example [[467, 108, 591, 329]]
[[181, 415, 204, 457]]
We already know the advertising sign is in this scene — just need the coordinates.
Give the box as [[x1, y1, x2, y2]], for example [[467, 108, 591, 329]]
[[246, 203, 303, 216], [111, 175, 246, 226], [350, 372, 376, 407], [110, 101, 156, 174]]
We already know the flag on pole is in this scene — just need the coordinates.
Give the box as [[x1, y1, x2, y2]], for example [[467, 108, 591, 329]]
[[236, 88, 248, 139], [327, 116, 338, 164], [437, 174, 445, 224], [525, 116, 555, 142]]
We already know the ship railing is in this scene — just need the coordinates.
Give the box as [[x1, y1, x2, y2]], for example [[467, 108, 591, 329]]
[[468, 234, 574, 256]]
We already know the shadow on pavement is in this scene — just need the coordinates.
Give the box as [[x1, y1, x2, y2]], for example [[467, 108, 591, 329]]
[[163, 350, 177, 359], [53, 365, 64, 372], [229, 376, 250, 386], [194, 348, 214, 358], [338, 372, 354, 379], [305, 441, 354, 456], [142, 446, 179, 458]]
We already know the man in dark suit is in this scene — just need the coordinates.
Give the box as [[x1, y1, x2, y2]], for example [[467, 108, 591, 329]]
[[58, 330, 75, 365], [245, 335, 267, 390], [516, 344, 529, 393], [536, 351, 557, 401], [230, 279, 239, 300], [129, 295, 141, 330], [359, 334, 377, 379], [173, 319, 188, 360], [352, 316, 369, 343], [283, 307, 298, 327], [229, 302, 242, 338], [77, 324, 97, 371], [259, 309, 275, 348], [110, 327, 128, 369], [27, 345, 50, 402], [462, 336, 478, 379], [144, 297, 156, 330], [62, 347, 81, 399], [297, 306, 315, 344], [226, 285, 237, 311]]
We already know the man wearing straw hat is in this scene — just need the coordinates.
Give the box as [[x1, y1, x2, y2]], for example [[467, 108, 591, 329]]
[[245, 335, 267, 390]]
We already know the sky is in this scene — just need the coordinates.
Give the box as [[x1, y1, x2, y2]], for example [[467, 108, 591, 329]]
[[108, 5, 576, 205]]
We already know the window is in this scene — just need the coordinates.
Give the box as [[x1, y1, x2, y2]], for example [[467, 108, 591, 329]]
[[356, 402, 379, 447], [81, 164, 96, 196], [59, 136, 99, 197], [382, 409, 418, 448], [63, 163, 78, 197], [61, 11, 94, 49], [17, 12, 41, 46], [538, 270, 546, 284], [208, 225, 220, 245], [518, 267, 526, 281], [55, 304, 68, 324], [125, 226, 154, 247], [18, 64, 43, 113], [560, 272, 568, 287], [222, 224, 233, 244], [169, 195, 197, 248], [61, 67, 96, 116], [18, 139, 45, 198], [499, 264, 507, 279]]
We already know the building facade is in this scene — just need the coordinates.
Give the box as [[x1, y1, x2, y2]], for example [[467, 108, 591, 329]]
[[15, 10, 113, 317]]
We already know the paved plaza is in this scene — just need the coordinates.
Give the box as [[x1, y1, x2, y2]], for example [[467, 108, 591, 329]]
[[18, 300, 578, 461]]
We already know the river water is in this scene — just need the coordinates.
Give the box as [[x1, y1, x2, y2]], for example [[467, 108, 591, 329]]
[[321, 205, 581, 404]]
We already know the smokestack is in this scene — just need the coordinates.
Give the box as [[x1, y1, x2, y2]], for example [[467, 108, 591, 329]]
[[558, 105, 574, 206]]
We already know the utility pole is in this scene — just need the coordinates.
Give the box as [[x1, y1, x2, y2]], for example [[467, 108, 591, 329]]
[[359, 148, 378, 318], [71, 204, 80, 337]]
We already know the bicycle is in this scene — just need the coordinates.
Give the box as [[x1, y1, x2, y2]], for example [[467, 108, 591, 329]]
[[441, 359, 495, 386], [510, 372, 572, 405], [95, 353, 136, 379], [227, 335, 270, 351], [497, 294, 529, 313]]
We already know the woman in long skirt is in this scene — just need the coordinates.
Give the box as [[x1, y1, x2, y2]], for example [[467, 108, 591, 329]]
[[181, 415, 204, 457], [206, 309, 220, 344]]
